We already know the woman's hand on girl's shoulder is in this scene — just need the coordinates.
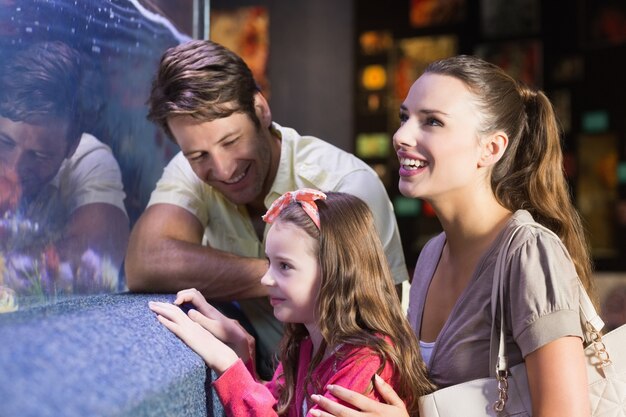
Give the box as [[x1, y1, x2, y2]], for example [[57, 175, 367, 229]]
[[309, 375, 410, 417]]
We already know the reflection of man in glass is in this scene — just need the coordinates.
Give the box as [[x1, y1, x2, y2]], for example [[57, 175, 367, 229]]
[[0, 41, 129, 300]]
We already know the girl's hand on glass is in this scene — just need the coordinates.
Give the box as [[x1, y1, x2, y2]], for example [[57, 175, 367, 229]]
[[309, 375, 410, 417], [173, 288, 256, 362], [148, 300, 238, 374]]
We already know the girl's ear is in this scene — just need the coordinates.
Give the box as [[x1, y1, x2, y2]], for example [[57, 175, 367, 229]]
[[253, 92, 272, 128], [478, 131, 508, 168]]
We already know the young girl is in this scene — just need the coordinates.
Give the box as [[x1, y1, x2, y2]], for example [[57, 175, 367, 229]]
[[311, 55, 595, 417], [149, 189, 434, 416]]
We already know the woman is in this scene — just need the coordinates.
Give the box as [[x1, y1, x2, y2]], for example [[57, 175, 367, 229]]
[[310, 55, 593, 417]]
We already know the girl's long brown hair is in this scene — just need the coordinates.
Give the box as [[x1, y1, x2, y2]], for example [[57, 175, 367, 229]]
[[272, 192, 435, 415]]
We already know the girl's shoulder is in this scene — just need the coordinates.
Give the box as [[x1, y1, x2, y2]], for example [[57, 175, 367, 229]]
[[328, 337, 393, 378], [335, 334, 393, 359]]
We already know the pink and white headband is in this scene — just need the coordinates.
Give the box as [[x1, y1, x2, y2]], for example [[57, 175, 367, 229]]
[[262, 188, 327, 229]]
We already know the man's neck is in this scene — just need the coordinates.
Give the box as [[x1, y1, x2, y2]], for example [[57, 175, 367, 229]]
[[263, 124, 282, 195], [246, 124, 282, 240], [246, 200, 266, 217], [251, 124, 282, 214], [246, 202, 267, 241]]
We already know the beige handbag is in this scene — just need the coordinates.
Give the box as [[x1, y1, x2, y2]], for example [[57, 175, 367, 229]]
[[419, 222, 626, 417]]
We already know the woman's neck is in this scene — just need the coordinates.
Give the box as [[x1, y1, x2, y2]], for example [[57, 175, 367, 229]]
[[432, 192, 512, 256]]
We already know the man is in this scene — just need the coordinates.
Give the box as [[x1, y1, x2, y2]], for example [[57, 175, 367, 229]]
[[0, 41, 129, 284], [125, 40, 408, 377]]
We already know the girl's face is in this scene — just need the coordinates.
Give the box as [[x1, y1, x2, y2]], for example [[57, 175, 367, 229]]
[[393, 73, 485, 203], [261, 220, 320, 326]]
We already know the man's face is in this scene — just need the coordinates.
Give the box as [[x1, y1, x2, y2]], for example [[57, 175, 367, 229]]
[[168, 111, 278, 207], [0, 116, 73, 206]]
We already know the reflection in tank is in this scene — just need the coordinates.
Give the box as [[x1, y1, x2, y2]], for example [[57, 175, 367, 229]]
[[0, 0, 190, 311]]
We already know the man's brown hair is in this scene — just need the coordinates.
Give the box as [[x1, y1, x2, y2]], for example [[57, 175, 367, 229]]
[[147, 40, 260, 141]]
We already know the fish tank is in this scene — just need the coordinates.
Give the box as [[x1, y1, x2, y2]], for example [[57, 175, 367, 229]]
[[0, 0, 204, 312]]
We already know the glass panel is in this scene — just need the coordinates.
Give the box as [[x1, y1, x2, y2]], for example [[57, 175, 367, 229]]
[[0, 0, 193, 312]]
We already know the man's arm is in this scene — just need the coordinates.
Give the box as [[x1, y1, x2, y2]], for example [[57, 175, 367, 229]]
[[57, 202, 129, 270], [124, 203, 268, 300]]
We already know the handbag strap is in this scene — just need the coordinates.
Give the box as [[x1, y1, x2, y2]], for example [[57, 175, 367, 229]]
[[488, 223, 523, 377]]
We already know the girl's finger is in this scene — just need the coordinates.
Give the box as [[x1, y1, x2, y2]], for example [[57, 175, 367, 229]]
[[148, 301, 171, 315], [188, 309, 225, 337], [174, 288, 199, 305], [155, 313, 179, 334], [198, 301, 224, 319], [149, 301, 187, 323]]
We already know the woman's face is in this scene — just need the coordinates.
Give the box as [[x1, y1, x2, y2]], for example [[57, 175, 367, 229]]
[[393, 73, 486, 203]]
